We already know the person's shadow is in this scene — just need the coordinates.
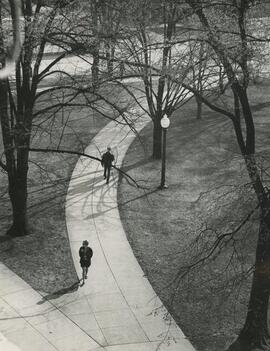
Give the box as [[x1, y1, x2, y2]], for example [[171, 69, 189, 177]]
[[37, 281, 80, 305]]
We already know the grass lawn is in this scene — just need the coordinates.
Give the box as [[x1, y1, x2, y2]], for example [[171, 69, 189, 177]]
[[0, 83, 131, 293], [118, 84, 270, 351]]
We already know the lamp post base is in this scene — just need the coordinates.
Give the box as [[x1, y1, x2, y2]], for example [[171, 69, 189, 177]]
[[158, 184, 168, 190]]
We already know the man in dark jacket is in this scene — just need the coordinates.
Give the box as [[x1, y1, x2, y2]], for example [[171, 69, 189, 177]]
[[101, 146, 115, 184]]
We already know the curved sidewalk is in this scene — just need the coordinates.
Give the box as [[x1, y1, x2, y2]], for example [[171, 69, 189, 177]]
[[65, 115, 196, 351]]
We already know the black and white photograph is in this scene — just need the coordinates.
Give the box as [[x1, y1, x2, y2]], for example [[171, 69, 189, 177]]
[[0, 1, 270, 350]]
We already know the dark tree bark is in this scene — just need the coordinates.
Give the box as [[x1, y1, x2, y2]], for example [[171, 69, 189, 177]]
[[152, 117, 162, 159], [196, 96, 202, 120], [0, 80, 29, 236], [7, 174, 28, 236], [0, 1, 29, 237], [91, 0, 100, 89], [92, 46, 100, 89], [227, 204, 270, 351]]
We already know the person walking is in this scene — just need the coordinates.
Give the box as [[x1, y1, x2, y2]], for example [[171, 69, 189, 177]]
[[79, 240, 93, 285], [101, 146, 115, 184]]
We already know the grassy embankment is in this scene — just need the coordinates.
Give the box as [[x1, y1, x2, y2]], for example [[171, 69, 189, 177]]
[[118, 84, 270, 351]]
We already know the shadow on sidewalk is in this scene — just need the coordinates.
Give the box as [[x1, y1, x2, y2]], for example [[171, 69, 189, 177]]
[[37, 281, 80, 305], [85, 187, 159, 220]]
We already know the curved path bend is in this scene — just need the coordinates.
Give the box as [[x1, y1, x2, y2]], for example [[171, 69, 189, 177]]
[[65, 114, 196, 351]]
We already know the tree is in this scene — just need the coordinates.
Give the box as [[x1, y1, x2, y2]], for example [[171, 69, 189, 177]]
[[178, 1, 270, 349], [108, 0, 193, 159], [67, 0, 128, 89], [0, 0, 93, 236], [99, 0, 126, 77], [0, 0, 143, 237], [186, 39, 211, 119], [62, 0, 197, 160]]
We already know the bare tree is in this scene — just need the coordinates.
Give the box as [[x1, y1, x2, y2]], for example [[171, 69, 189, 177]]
[[186, 39, 211, 119], [174, 1, 270, 349], [0, 0, 99, 236], [64, 0, 129, 89], [105, 0, 193, 159]]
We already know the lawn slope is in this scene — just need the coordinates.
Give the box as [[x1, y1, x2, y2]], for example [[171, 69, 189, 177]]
[[118, 84, 270, 351]]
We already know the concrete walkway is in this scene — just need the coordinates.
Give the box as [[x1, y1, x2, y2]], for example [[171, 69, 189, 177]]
[[0, 115, 195, 351], [0, 261, 100, 351], [65, 114, 196, 351]]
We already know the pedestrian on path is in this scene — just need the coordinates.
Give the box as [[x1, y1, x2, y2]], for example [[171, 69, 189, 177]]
[[101, 146, 115, 184], [79, 240, 93, 285]]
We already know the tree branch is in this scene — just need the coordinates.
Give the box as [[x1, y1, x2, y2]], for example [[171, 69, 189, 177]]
[[0, 160, 8, 172], [27, 147, 140, 188]]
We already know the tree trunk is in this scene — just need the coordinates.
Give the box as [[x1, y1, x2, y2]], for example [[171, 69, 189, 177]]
[[106, 44, 114, 78], [227, 84, 270, 349], [92, 47, 99, 90], [0, 80, 28, 237], [7, 174, 28, 237], [196, 96, 202, 120], [228, 178, 270, 351], [228, 209, 270, 350], [7, 135, 30, 237], [152, 118, 162, 159], [91, 0, 99, 90]]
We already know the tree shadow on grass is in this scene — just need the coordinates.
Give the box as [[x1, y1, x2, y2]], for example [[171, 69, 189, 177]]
[[37, 280, 80, 305], [0, 236, 12, 243], [0, 235, 14, 254], [84, 187, 159, 220], [251, 101, 270, 112]]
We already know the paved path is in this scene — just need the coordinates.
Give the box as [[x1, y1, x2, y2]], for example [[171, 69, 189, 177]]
[[65, 114, 196, 351], [0, 115, 195, 351], [0, 261, 100, 351]]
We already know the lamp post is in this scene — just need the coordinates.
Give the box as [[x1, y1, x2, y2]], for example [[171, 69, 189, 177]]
[[159, 114, 170, 189]]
